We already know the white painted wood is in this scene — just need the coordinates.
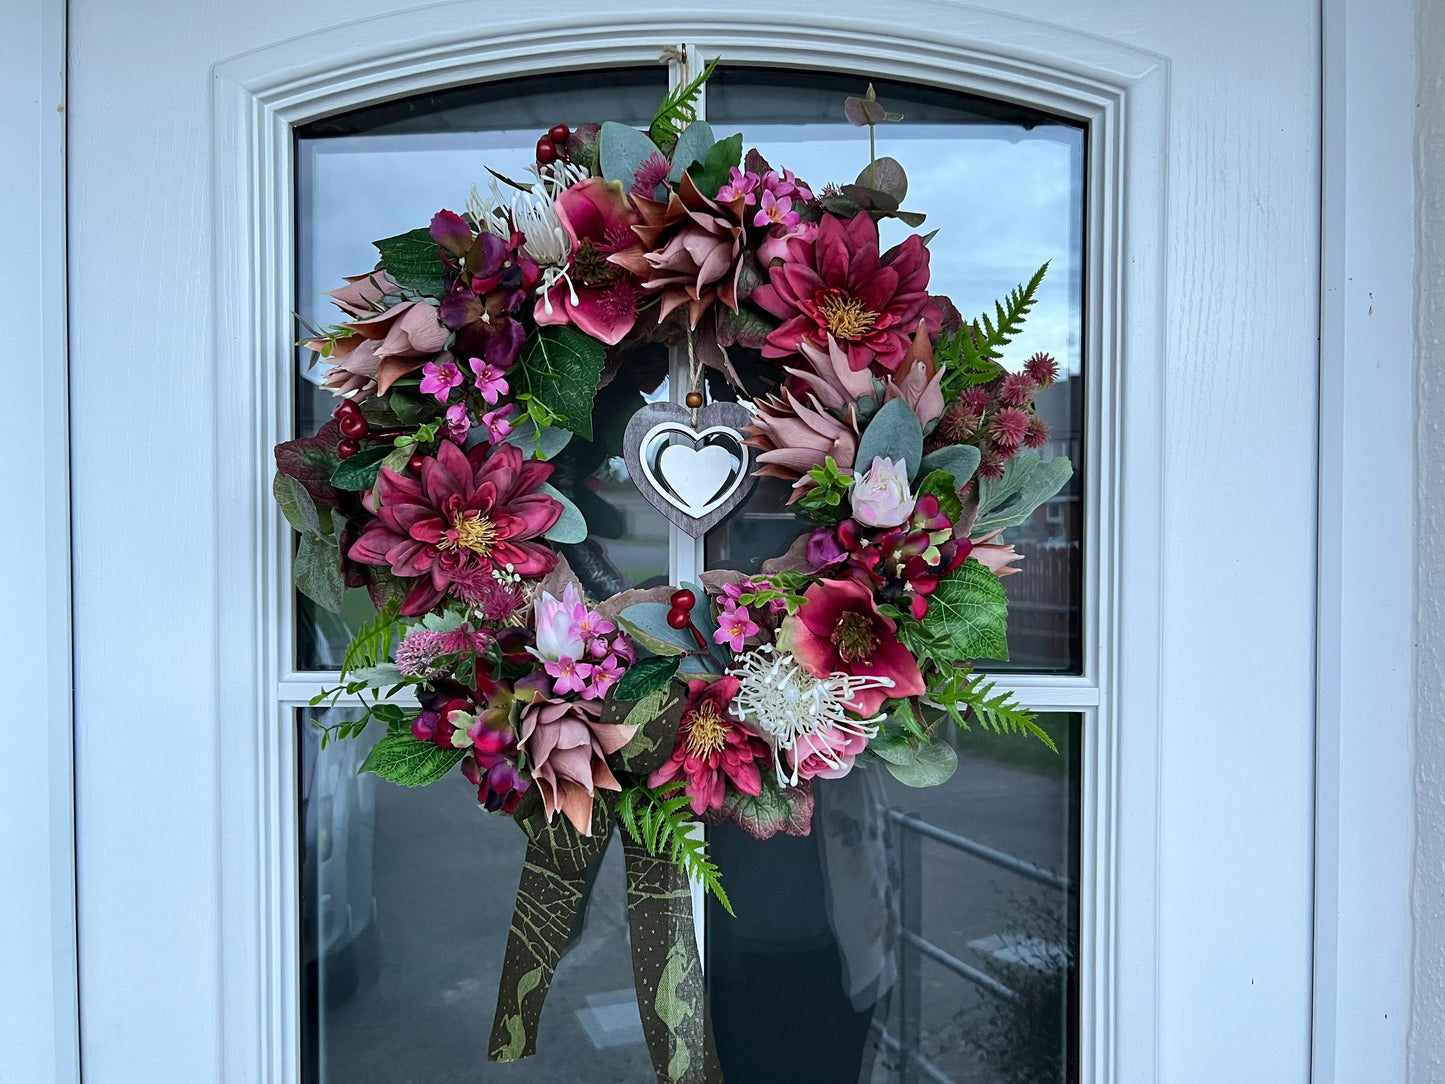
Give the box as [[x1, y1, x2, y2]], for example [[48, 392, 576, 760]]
[[62, 2, 1323, 1081], [0, 1, 80, 1082], [1315, 0, 1418, 1079]]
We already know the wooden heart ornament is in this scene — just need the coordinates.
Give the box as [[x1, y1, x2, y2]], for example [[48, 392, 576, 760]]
[[623, 401, 757, 537]]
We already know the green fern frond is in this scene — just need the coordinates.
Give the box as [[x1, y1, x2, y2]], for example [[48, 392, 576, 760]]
[[617, 785, 733, 915], [648, 56, 720, 151], [953, 676, 1058, 753], [939, 262, 1049, 392], [341, 602, 400, 676]]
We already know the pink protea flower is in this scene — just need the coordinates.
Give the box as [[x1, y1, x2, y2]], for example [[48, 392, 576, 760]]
[[751, 213, 942, 374], [518, 696, 636, 835], [348, 440, 561, 616], [1025, 352, 1059, 386], [778, 577, 925, 716], [648, 677, 769, 815], [788, 723, 870, 781], [315, 297, 452, 398], [743, 387, 859, 498], [534, 176, 645, 346], [990, 407, 1030, 450], [1023, 415, 1051, 449], [997, 371, 1038, 408], [969, 529, 1024, 577]]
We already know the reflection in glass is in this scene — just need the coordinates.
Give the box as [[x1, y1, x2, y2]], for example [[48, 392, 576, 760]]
[[291, 68, 671, 668], [707, 714, 1080, 1084], [298, 708, 656, 1082], [704, 67, 1086, 672]]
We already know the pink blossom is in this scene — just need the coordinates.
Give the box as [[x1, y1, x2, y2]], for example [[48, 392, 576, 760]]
[[572, 609, 617, 640], [758, 220, 818, 267], [717, 167, 760, 205], [443, 402, 470, 442], [762, 167, 813, 202], [468, 358, 510, 405], [480, 405, 514, 444], [532, 584, 589, 661], [545, 655, 594, 697], [851, 455, 917, 528], [713, 603, 760, 652], [420, 358, 464, 402], [754, 190, 800, 229], [587, 654, 626, 700]]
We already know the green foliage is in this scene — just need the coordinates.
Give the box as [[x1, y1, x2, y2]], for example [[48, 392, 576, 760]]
[[273, 473, 320, 536], [917, 558, 1011, 663], [916, 468, 964, 523], [539, 483, 587, 544], [614, 655, 682, 701], [932, 670, 1058, 753], [616, 785, 733, 915], [973, 453, 1074, 535], [598, 121, 665, 193], [855, 398, 925, 481], [293, 533, 345, 613], [938, 262, 1049, 396], [917, 444, 981, 487], [737, 571, 811, 616], [684, 132, 743, 199], [373, 227, 448, 296], [648, 56, 720, 151], [796, 456, 854, 522], [342, 602, 401, 676], [361, 732, 465, 786], [330, 444, 392, 490], [517, 326, 607, 440], [882, 738, 959, 787]]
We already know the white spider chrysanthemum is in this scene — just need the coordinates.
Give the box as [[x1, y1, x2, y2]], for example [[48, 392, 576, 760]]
[[728, 643, 891, 787], [467, 161, 589, 313]]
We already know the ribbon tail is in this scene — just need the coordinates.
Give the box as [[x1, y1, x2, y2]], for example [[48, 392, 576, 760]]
[[621, 832, 725, 1084], [488, 811, 612, 1062]]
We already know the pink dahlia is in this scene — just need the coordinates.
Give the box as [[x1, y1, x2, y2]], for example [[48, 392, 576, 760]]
[[779, 577, 925, 716], [518, 697, 637, 835], [348, 440, 561, 616], [648, 677, 769, 815], [534, 177, 644, 346], [751, 213, 942, 374]]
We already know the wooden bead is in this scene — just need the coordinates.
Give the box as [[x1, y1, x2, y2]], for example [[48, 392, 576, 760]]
[[685, 391, 704, 409]]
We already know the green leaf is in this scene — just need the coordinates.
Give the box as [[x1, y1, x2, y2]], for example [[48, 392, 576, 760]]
[[388, 389, 441, 425], [539, 483, 587, 544], [854, 156, 908, 202], [505, 417, 573, 460], [273, 472, 320, 537], [599, 121, 666, 195], [668, 120, 717, 183], [518, 327, 607, 441], [855, 398, 925, 480], [719, 774, 814, 840], [684, 132, 743, 199], [882, 739, 958, 787], [360, 732, 464, 786], [973, 452, 1074, 534], [617, 784, 732, 915], [615, 655, 682, 701], [330, 445, 393, 491], [938, 263, 1048, 395], [917, 469, 965, 523], [917, 444, 981, 487], [619, 602, 697, 655], [921, 558, 1010, 662], [648, 56, 719, 151], [373, 228, 447, 296], [293, 533, 345, 613], [350, 663, 404, 689], [370, 703, 407, 728]]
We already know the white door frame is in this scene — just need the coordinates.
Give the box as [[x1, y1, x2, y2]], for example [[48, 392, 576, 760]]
[[4, 0, 1418, 1081]]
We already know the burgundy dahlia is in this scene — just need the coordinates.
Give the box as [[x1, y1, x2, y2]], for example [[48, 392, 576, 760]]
[[647, 676, 770, 815], [751, 213, 942, 374], [348, 440, 562, 615]]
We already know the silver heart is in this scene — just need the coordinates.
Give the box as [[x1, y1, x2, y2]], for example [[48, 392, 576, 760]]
[[623, 401, 757, 537]]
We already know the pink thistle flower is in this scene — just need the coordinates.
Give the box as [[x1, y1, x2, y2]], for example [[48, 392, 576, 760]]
[[717, 167, 760, 205], [959, 387, 992, 416], [420, 358, 464, 402], [545, 655, 594, 697], [586, 654, 626, 700], [1023, 415, 1051, 449], [753, 190, 800, 229], [997, 372, 1038, 407], [395, 629, 446, 676], [443, 402, 471, 443], [447, 566, 524, 620], [977, 444, 1008, 480], [480, 404, 514, 444], [991, 407, 1030, 449], [631, 152, 672, 200], [714, 603, 760, 652], [1025, 352, 1059, 386], [468, 358, 509, 405]]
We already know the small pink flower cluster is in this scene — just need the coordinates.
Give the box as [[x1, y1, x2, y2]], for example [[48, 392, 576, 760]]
[[935, 351, 1058, 479], [711, 576, 791, 652], [531, 584, 636, 700], [422, 355, 515, 446], [717, 166, 815, 230]]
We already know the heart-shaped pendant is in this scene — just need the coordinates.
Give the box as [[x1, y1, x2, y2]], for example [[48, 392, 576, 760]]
[[623, 401, 757, 537]]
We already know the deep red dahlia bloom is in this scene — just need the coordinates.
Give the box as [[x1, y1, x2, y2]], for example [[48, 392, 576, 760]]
[[751, 213, 942, 374], [348, 440, 561, 615], [648, 676, 769, 815], [780, 577, 925, 715]]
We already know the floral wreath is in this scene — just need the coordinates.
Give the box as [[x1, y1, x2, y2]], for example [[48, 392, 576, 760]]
[[274, 62, 1072, 1083]]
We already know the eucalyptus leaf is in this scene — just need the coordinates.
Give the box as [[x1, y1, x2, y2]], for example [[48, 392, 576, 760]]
[[854, 156, 908, 202], [381, 444, 413, 476], [883, 739, 958, 787], [918, 444, 981, 487], [350, 663, 405, 689], [293, 533, 345, 613], [973, 453, 1074, 534], [539, 483, 587, 544], [505, 417, 573, 460], [273, 472, 320, 537], [855, 398, 924, 480], [685, 132, 743, 199], [599, 121, 665, 194], [668, 120, 717, 182], [619, 602, 697, 655]]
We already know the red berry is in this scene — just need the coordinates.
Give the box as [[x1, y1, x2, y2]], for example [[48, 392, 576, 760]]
[[337, 439, 360, 459], [670, 589, 696, 611], [407, 454, 426, 474], [338, 412, 370, 439], [535, 137, 557, 164], [335, 398, 360, 417], [666, 607, 691, 630], [549, 123, 571, 144]]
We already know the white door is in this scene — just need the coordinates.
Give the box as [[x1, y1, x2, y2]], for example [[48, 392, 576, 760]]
[[67, 2, 1319, 1082]]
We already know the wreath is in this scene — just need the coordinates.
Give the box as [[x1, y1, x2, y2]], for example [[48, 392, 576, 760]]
[[274, 63, 1073, 1083]]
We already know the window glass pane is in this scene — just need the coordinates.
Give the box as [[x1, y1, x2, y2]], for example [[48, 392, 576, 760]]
[[706, 713, 1080, 1083], [299, 707, 658, 1082], [292, 69, 672, 668], [703, 67, 1085, 673]]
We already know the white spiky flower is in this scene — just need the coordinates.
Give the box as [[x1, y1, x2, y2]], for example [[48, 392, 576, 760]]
[[728, 643, 890, 787], [467, 160, 589, 313]]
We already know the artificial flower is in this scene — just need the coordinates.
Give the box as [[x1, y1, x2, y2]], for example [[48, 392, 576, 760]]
[[788, 723, 870, 781], [744, 387, 859, 499], [751, 212, 942, 374], [545, 656, 594, 697], [469, 358, 510, 404], [587, 654, 626, 699], [316, 298, 451, 398], [716, 167, 760, 205], [533, 176, 645, 345], [348, 440, 561, 615], [648, 677, 768, 814], [714, 602, 760, 652], [754, 190, 800, 229], [532, 584, 589, 662], [479, 405, 514, 444], [443, 402, 470, 443], [518, 697, 636, 835], [850, 456, 916, 528], [779, 577, 925, 715], [421, 358, 464, 402]]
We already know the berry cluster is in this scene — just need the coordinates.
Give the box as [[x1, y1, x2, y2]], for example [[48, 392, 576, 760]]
[[332, 398, 426, 473], [534, 122, 571, 166]]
